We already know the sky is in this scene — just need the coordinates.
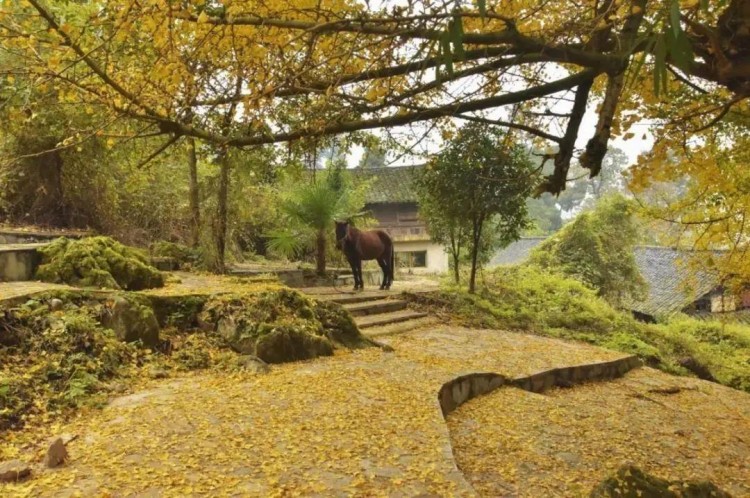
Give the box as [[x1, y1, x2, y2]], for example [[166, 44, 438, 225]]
[[341, 0, 655, 172]]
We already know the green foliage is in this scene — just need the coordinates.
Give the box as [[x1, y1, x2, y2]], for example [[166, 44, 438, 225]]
[[411, 265, 750, 392], [150, 241, 198, 267], [417, 123, 536, 291], [528, 194, 646, 306], [36, 236, 165, 290], [268, 164, 369, 272]]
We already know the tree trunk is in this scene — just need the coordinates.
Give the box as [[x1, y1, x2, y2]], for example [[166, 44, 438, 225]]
[[215, 149, 230, 273], [187, 137, 200, 248], [468, 216, 485, 294], [316, 228, 326, 276], [450, 233, 461, 284]]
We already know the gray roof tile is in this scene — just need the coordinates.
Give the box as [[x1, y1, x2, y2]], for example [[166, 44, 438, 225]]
[[350, 165, 424, 204]]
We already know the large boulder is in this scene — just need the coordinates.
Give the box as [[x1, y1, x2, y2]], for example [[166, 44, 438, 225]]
[[200, 289, 374, 364], [101, 296, 160, 347], [255, 327, 334, 364], [590, 465, 731, 498]]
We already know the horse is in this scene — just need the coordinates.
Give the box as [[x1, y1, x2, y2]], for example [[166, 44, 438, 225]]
[[335, 221, 395, 291]]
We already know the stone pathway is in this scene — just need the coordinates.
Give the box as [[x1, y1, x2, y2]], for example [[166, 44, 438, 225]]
[[0, 281, 73, 303], [3, 328, 632, 497]]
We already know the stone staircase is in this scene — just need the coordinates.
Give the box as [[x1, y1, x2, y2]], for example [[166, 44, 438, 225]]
[[313, 289, 438, 337]]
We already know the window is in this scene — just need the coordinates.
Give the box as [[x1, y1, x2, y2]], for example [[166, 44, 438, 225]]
[[396, 250, 427, 268]]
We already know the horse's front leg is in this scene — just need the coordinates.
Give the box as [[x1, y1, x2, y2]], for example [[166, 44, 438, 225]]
[[355, 257, 364, 291], [346, 254, 360, 291]]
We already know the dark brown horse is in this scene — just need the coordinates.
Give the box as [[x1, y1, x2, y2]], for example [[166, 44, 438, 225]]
[[335, 221, 394, 290]]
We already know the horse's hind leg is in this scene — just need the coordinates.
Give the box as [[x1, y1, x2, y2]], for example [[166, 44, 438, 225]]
[[376, 258, 388, 290]]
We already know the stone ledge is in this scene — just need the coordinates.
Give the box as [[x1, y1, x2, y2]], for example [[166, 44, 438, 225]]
[[437, 355, 641, 416]]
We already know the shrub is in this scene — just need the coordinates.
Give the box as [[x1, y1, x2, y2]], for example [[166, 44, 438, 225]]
[[528, 195, 646, 306], [36, 236, 164, 290], [150, 241, 197, 266]]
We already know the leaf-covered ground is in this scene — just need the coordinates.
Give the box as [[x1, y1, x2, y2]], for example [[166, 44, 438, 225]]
[[3, 327, 629, 497], [448, 367, 750, 497]]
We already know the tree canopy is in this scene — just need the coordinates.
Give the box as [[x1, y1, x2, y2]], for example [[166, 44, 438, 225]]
[[2, 0, 747, 195], [417, 122, 535, 293]]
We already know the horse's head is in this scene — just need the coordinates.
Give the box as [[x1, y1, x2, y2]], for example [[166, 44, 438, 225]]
[[334, 220, 350, 250]]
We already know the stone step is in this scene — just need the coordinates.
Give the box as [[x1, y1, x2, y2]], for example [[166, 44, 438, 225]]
[[314, 292, 393, 305], [364, 316, 441, 338], [355, 310, 429, 329], [343, 299, 407, 317]]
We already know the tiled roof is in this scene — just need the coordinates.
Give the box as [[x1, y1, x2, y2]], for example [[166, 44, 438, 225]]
[[489, 237, 547, 266], [629, 246, 721, 317], [349, 165, 424, 204]]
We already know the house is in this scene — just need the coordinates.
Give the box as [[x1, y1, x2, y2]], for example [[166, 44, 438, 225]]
[[630, 246, 742, 320], [490, 238, 746, 320], [350, 165, 449, 273]]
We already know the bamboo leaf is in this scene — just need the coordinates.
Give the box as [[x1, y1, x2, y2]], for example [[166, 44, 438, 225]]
[[449, 15, 466, 60], [477, 0, 486, 18], [653, 34, 667, 97], [669, 0, 681, 37], [440, 32, 454, 75]]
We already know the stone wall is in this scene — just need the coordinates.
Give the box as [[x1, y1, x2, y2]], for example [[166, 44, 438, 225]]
[[438, 355, 641, 416], [0, 246, 43, 282]]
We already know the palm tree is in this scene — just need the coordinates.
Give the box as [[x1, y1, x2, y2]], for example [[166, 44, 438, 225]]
[[268, 165, 367, 275]]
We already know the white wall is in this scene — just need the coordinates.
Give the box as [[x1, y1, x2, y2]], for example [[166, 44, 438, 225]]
[[393, 240, 448, 274]]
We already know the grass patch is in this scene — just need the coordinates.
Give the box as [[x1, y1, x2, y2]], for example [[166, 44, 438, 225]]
[[409, 266, 750, 392]]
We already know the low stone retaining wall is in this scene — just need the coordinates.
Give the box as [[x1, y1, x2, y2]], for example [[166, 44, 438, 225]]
[[0, 244, 47, 282], [438, 355, 641, 416], [0, 229, 84, 244]]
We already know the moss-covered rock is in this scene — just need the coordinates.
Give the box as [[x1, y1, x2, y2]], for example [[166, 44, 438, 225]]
[[200, 289, 374, 364], [256, 326, 334, 363], [147, 294, 208, 329], [590, 465, 731, 498], [100, 296, 160, 347], [36, 236, 164, 290]]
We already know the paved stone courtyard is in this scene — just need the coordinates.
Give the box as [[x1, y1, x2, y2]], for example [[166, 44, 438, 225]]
[[4, 328, 632, 497]]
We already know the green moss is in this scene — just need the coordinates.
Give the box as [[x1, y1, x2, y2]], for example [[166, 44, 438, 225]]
[[36, 236, 164, 290], [0, 303, 138, 430]]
